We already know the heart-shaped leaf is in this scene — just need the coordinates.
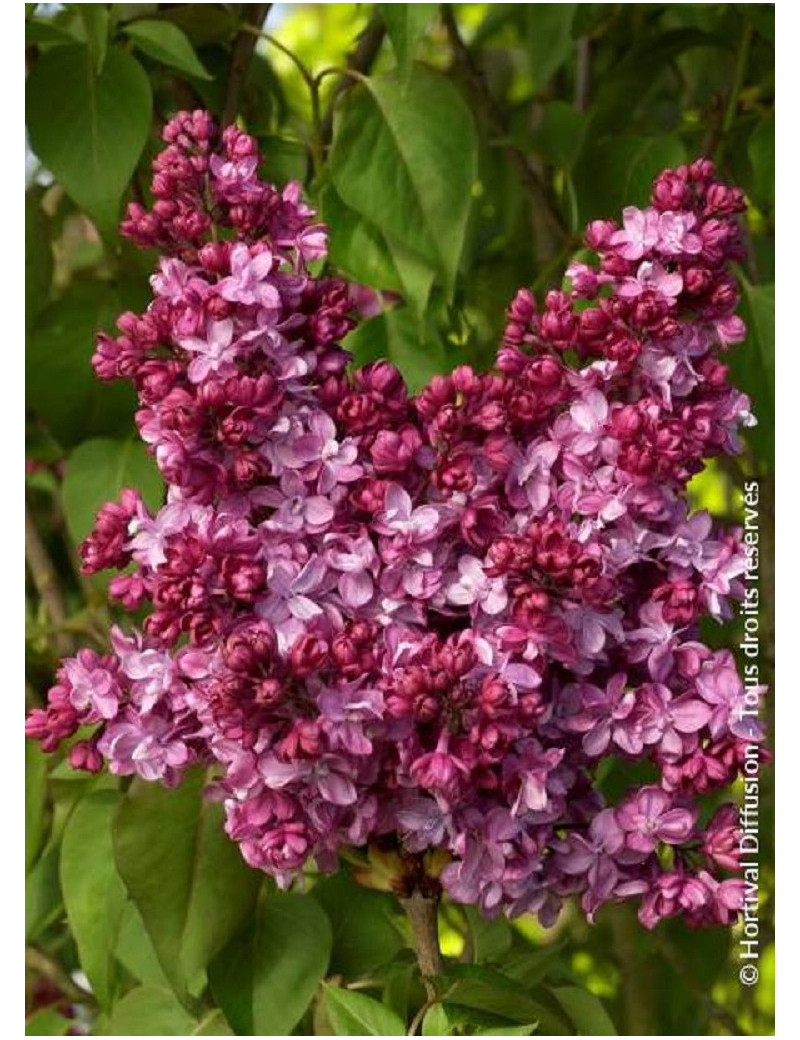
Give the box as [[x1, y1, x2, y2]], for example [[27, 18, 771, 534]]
[[26, 44, 152, 236], [330, 68, 478, 294]]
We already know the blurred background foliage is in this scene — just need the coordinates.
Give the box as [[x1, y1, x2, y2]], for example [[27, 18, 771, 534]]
[[25, 3, 774, 1035]]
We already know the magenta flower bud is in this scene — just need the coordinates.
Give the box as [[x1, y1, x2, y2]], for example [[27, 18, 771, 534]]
[[584, 219, 617, 249], [496, 345, 528, 374], [69, 740, 104, 774], [433, 453, 476, 494], [651, 166, 690, 210], [221, 558, 266, 603], [290, 634, 329, 678], [371, 426, 422, 474], [506, 287, 537, 324], [689, 157, 716, 183], [198, 241, 230, 272], [701, 804, 741, 871], [683, 266, 712, 295]]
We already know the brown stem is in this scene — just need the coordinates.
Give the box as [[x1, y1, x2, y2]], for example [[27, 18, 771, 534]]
[[222, 4, 272, 127], [440, 4, 567, 264], [319, 14, 386, 145], [25, 502, 70, 656], [400, 890, 442, 1000]]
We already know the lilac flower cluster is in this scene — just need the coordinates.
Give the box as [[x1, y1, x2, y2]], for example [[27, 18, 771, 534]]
[[27, 113, 763, 930]]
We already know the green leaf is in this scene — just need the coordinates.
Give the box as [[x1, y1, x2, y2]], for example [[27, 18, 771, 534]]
[[191, 1010, 234, 1036], [313, 870, 404, 977], [25, 739, 48, 873], [321, 184, 436, 316], [573, 134, 686, 224], [26, 45, 152, 236], [26, 291, 139, 447], [552, 986, 617, 1034], [502, 946, 566, 988], [259, 135, 309, 186], [124, 19, 212, 80], [76, 5, 109, 72], [379, 4, 437, 70], [472, 1027, 537, 1036], [422, 1003, 453, 1035], [526, 4, 578, 91], [114, 901, 172, 989], [321, 184, 404, 292], [25, 191, 52, 332], [60, 790, 127, 1008], [330, 67, 478, 293], [463, 906, 513, 965], [108, 986, 198, 1036], [342, 308, 448, 393], [441, 964, 570, 1033], [25, 18, 79, 46], [531, 101, 586, 169], [210, 892, 332, 1036], [25, 1008, 70, 1036], [143, 4, 238, 47], [748, 115, 774, 210], [62, 437, 163, 545], [424, 1003, 535, 1036], [323, 987, 406, 1037], [25, 842, 62, 942], [585, 29, 725, 141], [112, 773, 262, 1001]]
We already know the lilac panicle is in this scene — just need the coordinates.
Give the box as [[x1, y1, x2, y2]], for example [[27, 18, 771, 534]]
[[27, 115, 761, 930]]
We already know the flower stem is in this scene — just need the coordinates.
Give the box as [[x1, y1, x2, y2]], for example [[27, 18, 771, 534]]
[[400, 889, 442, 1000]]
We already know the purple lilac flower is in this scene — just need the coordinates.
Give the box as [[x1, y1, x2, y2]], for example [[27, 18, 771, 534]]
[[26, 118, 760, 931]]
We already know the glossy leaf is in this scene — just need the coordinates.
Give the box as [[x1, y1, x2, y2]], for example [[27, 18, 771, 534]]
[[463, 906, 513, 965], [191, 1010, 234, 1036], [112, 773, 262, 1000], [108, 986, 198, 1036], [573, 134, 687, 223], [25, 842, 62, 943], [323, 986, 406, 1036], [25, 740, 48, 874], [379, 4, 437, 70], [114, 900, 173, 990], [24, 191, 52, 332], [552, 985, 617, 1034], [60, 790, 127, 1007], [441, 964, 570, 1033], [26, 292, 138, 447], [313, 870, 404, 977], [748, 115, 775, 210], [76, 5, 109, 72], [25, 1008, 70, 1036], [26, 45, 152, 235], [62, 437, 163, 544], [530, 101, 586, 169], [341, 308, 448, 393], [422, 1003, 453, 1035], [526, 4, 578, 90], [123, 19, 212, 80], [210, 892, 332, 1036], [330, 67, 478, 292]]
